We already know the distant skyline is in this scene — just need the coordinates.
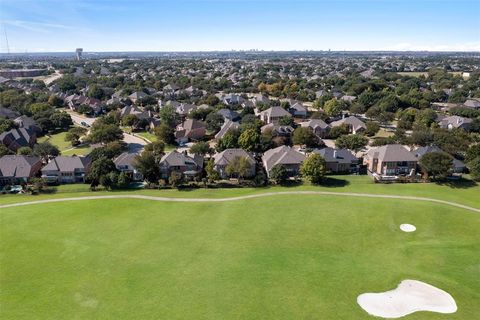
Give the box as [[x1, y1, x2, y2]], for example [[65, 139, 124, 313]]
[[1, 0, 479, 53]]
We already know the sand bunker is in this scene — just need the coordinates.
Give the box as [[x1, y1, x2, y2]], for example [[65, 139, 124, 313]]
[[400, 224, 416, 232], [357, 280, 457, 318]]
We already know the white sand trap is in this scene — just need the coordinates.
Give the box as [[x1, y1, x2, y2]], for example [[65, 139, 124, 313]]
[[400, 224, 416, 232], [357, 279, 457, 318]]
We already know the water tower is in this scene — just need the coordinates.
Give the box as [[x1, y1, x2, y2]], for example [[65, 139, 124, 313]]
[[75, 48, 83, 60]]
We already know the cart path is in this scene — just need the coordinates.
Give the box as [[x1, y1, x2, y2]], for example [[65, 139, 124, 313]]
[[1, 191, 479, 212]]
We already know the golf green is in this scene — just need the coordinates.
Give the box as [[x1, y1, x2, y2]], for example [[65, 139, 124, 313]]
[[1, 194, 479, 319]]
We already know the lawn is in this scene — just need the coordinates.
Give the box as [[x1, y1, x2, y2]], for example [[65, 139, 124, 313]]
[[1, 193, 479, 319], [1, 175, 479, 209], [38, 131, 91, 156]]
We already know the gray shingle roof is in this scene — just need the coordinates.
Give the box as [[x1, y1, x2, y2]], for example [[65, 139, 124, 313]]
[[366, 144, 417, 162], [0, 155, 41, 178], [262, 146, 306, 172], [42, 156, 91, 172], [313, 148, 357, 164]]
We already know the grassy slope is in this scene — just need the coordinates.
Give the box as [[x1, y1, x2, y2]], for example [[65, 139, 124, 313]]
[[1, 176, 479, 209], [1, 196, 479, 319], [38, 131, 91, 156]]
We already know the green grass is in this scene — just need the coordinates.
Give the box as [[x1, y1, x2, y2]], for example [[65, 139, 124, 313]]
[[38, 131, 71, 151], [136, 131, 157, 142], [1, 175, 479, 209], [38, 131, 91, 156], [1, 194, 479, 319]]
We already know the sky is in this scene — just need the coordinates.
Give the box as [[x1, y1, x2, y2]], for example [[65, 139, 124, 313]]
[[0, 0, 479, 53]]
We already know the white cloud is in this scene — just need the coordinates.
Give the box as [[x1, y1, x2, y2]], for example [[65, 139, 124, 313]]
[[2, 19, 89, 34]]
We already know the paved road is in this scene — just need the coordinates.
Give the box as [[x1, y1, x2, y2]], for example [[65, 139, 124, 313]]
[[1, 191, 478, 212], [67, 111, 147, 152]]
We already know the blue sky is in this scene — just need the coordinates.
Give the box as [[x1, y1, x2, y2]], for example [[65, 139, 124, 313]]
[[0, 0, 479, 52]]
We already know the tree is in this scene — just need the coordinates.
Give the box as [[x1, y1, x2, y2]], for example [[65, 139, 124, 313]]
[[432, 128, 471, 156], [365, 121, 380, 136], [468, 157, 480, 181], [269, 164, 288, 184], [29, 177, 47, 194], [465, 144, 480, 163], [87, 157, 117, 190], [238, 128, 260, 152], [87, 85, 105, 100], [48, 95, 64, 107], [17, 146, 34, 155], [89, 141, 127, 161], [121, 114, 138, 127], [301, 153, 326, 184], [205, 113, 224, 132], [0, 144, 12, 157], [190, 141, 212, 156], [169, 171, 183, 188], [134, 151, 161, 184], [117, 171, 131, 188], [154, 123, 175, 145], [29, 103, 51, 115], [225, 156, 251, 179], [292, 127, 318, 147], [335, 134, 368, 152], [419, 152, 453, 180], [88, 123, 124, 144], [33, 142, 60, 161], [0, 117, 17, 133], [328, 124, 350, 139], [205, 158, 220, 182], [65, 126, 87, 146], [144, 140, 165, 161], [50, 111, 73, 131], [323, 99, 344, 117], [159, 105, 176, 127], [279, 115, 294, 126], [216, 129, 240, 152]]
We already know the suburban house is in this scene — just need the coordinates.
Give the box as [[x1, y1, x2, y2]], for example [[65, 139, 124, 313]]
[[65, 94, 103, 115], [411, 146, 466, 173], [175, 103, 197, 116], [0, 127, 36, 151], [41, 156, 92, 184], [259, 106, 291, 124], [114, 152, 143, 181], [437, 115, 472, 131], [217, 109, 240, 122], [215, 120, 239, 140], [330, 116, 366, 134], [313, 148, 358, 173], [159, 150, 204, 180], [252, 94, 271, 107], [128, 91, 148, 104], [0, 106, 20, 119], [212, 148, 256, 179], [364, 144, 418, 176], [464, 99, 480, 109], [175, 119, 206, 144], [0, 155, 42, 185], [261, 123, 294, 137], [14, 115, 41, 133], [119, 105, 150, 120], [300, 119, 330, 138], [262, 146, 306, 178], [221, 94, 245, 106], [289, 102, 308, 118]]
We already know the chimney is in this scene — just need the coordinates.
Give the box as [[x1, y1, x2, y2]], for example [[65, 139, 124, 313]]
[[333, 150, 337, 159]]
